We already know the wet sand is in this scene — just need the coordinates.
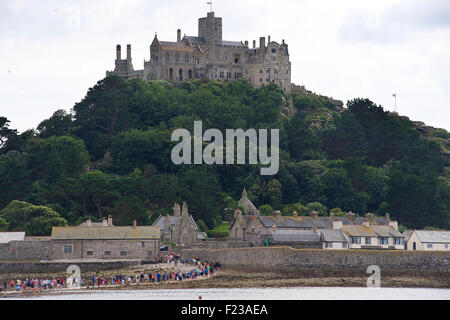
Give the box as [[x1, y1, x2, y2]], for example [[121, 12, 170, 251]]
[[1, 265, 449, 297]]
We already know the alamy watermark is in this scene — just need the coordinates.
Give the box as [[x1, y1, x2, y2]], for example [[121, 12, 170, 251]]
[[366, 265, 381, 288], [171, 121, 280, 176]]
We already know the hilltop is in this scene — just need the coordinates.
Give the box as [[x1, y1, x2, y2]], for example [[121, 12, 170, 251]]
[[0, 76, 448, 235]]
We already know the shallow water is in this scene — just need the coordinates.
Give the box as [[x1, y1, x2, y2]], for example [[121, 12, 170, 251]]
[[8, 287, 450, 300]]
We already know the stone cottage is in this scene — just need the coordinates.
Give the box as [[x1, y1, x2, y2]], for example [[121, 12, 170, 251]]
[[152, 202, 200, 246], [50, 216, 160, 260]]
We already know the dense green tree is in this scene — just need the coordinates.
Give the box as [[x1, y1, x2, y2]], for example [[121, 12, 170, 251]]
[[0, 200, 67, 235]]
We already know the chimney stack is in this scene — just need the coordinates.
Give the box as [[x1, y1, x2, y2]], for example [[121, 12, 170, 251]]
[[268, 35, 271, 43], [102, 218, 108, 227], [363, 220, 370, 227], [292, 211, 298, 217], [177, 29, 181, 42], [173, 203, 181, 217], [133, 220, 137, 228], [245, 40, 248, 47], [274, 210, 281, 217], [332, 220, 342, 230], [182, 202, 188, 216], [253, 40, 256, 48], [86, 219, 92, 227], [126, 44, 131, 61], [116, 44, 121, 60], [259, 37, 266, 50], [108, 215, 113, 226]]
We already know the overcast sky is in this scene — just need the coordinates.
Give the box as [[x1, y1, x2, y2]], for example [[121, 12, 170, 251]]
[[1, 0, 449, 132]]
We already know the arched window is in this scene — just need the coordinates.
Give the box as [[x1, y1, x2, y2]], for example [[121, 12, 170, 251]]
[[179, 69, 183, 81], [165, 53, 170, 62], [188, 69, 193, 79], [169, 68, 173, 80]]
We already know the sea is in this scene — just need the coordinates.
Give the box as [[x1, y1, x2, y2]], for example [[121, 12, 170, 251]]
[[5, 287, 450, 300]]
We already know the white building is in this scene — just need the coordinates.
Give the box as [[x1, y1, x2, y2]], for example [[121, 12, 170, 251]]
[[342, 223, 404, 250], [405, 230, 450, 251], [0, 232, 25, 244]]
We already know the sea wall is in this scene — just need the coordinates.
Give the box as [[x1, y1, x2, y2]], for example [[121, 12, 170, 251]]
[[0, 260, 142, 274], [180, 247, 450, 272]]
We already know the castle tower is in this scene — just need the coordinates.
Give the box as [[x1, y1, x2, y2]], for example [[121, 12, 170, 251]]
[[198, 12, 222, 45]]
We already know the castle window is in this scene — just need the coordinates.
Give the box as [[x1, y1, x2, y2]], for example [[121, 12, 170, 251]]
[[179, 69, 183, 81], [169, 68, 174, 80], [87, 250, 93, 256], [104, 251, 111, 256], [185, 55, 189, 63], [272, 48, 276, 53], [175, 54, 179, 62], [274, 70, 278, 74], [259, 78, 262, 82], [260, 70, 263, 73], [189, 69, 193, 79], [120, 251, 127, 256], [165, 53, 170, 62]]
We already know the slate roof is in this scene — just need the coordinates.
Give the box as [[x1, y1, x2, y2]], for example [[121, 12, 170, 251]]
[[51, 226, 160, 240], [415, 231, 450, 243], [371, 225, 403, 237], [222, 40, 245, 47], [259, 216, 326, 229], [320, 229, 347, 242], [271, 229, 320, 242], [185, 36, 206, 45], [403, 231, 414, 242], [342, 225, 403, 238], [0, 232, 25, 243], [152, 215, 199, 231]]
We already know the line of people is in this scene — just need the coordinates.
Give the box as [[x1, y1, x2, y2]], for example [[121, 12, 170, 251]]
[[0, 253, 221, 293]]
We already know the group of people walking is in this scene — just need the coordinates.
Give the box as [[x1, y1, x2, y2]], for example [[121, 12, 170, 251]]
[[0, 253, 221, 293]]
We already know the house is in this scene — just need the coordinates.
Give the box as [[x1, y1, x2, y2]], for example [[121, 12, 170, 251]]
[[320, 228, 349, 250], [152, 202, 200, 246], [405, 230, 450, 251], [0, 232, 25, 244], [342, 223, 404, 250], [50, 217, 160, 260]]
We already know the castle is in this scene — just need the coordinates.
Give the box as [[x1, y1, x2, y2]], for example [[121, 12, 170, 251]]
[[106, 11, 292, 92]]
